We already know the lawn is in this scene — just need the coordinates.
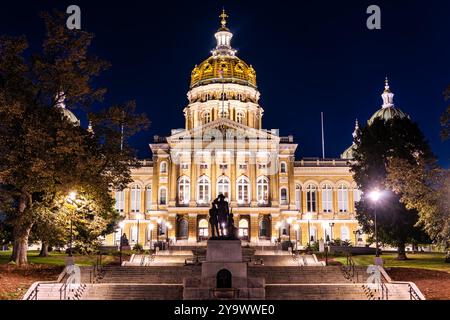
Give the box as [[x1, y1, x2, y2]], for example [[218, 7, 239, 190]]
[[333, 252, 450, 273], [0, 250, 117, 267]]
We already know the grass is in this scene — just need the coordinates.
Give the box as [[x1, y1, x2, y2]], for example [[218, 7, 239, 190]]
[[333, 252, 450, 272], [0, 250, 117, 267]]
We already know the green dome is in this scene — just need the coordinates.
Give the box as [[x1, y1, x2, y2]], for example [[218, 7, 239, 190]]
[[368, 106, 409, 126]]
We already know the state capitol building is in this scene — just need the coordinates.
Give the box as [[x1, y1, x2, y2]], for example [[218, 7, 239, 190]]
[[104, 11, 408, 249]]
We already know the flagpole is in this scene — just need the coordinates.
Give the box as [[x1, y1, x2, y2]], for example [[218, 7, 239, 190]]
[[321, 112, 325, 159]]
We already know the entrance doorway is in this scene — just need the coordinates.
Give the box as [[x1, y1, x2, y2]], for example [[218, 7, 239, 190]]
[[216, 269, 232, 288]]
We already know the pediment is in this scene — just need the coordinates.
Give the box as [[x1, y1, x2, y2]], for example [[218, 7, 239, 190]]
[[167, 119, 280, 144]]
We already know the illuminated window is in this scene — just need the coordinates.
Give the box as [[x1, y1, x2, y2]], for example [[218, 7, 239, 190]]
[[159, 187, 167, 205], [237, 176, 250, 204], [280, 162, 287, 173], [341, 226, 350, 241], [145, 185, 152, 212], [178, 176, 190, 205], [306, 185, 317, 212], [338, 184, 349, 213], [115, 190, 125, 212], [236, 111, 245, 124], [130, 185, 141, 213], [217, 176, 230, 200], [198, 219, 209, 238], [160, 161, 167, 174], [280, 187, 288, 205], [256, 176, 269, 204], [238, 219, 249, 238], [295, 185, 301, 210], [197, 176, 210, 204], [130, 226, 138, 244], [203, 111, 211, 124], [322, 184, 333, 213]]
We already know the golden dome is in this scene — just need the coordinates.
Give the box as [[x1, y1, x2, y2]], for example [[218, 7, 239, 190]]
[[190, 56, 257, 89]]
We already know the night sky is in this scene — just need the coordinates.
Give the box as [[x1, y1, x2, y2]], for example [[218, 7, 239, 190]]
[[1, 0, 449, 167]]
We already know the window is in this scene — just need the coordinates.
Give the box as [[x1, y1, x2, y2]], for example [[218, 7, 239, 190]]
[[353, 189, 362, 203], [256, 176, 269, 204], [238, 163, 247, 170], [157, 219, 167, 237], [236, 111, 245, 124], [322, 184, 333, 213], [306, 184, 317, 212], [180, 163, 189, 170], [177, 218, 189, 239], [219, 163, 228, 170], [203, 111, 211, 124], [130, 226, 138, 244], [324, 226, 332, 242], [160, 161, 167, 174], [219, 109, 228, 118], [159, 187, 167, 205], [130, 185, 141, 213], [341, 226, 350, 241], [295, 185, 301, 210], [115, 190, 125, 212], [145, 185, 152, 212], [259, 217, 271, 238], [310, 226, 317, 242], [217, 176, 230, 199], [338, 184, 349, 213], [280, 162, 287, 174], [200, 163, 209, 170], [258, 163, 267, 169], [198, 219, 209, 238], [238, 219, 249, 238], [178, 176, 190, 205], [220, 92, 226, 100], [280, 188, 288, 205], [205, 93, 212, 101], [237, 93, 243, 101], [237, 176, 250, 204], [114, 229, 121, 245], [197, 176, 210, 204]]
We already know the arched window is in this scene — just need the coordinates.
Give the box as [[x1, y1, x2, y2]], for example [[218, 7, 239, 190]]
[[280, 188, 288, 205], [114, 229, 121, 245], [338, 184, 349, 213], [256, 176, 269, 204], [177, 218, 189, 239], [237, 93, 243, 101], [237, 176, 250, 204], [236, 111, 245, 124], [145, 185, 152, 212], [205, 93, 212, 101], [157, 219, 167, 237], [220, 92, 226, 100], [280, 162, 287, 174], [197, 176, 210, 204], [259, 216, 271, 238], [198, 218, 209, 239], [219, 109, 229, 118], [306, 184, 317, 212], [353, 189, 362, 203], [203, 111, 211, 124], [238, 219, 249, 239], [322, 184, 333, 213], [341, 226, 350, 241], [130, 185, 141, 213], [217, 176, 230, 200], [324, 225, 332, 242], [178, 176, 190, 205], [295, 185, 301, 210], [159, 187, 167, 205], [160, 161, 167, 174], [115, 190, 125, 212], [130, 225, 138, 244]]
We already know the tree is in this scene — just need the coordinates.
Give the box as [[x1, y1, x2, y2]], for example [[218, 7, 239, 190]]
[[442, 85, 450, 140], [351, 117, 433, 260], [0, 11, 149, 266], [386, 158, 450, 249]]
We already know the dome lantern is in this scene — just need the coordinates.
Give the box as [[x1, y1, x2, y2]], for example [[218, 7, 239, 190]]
[[212, 9, 236, 57]]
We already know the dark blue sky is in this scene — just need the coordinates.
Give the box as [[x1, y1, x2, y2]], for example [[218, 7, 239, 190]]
[[1, 0, 449, 166]]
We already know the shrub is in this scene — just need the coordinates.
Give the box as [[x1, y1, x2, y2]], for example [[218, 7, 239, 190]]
[[133, 243, 143, 253]]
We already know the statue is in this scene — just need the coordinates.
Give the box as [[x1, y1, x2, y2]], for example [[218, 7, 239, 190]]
[[209, 194, 237, 240], [209, 202, 220, 238]]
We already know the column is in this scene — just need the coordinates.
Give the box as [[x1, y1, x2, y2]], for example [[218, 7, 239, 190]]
[[211, 152, 217, 199], [288, 157, 296, 210], [190, 152, 197, 206], [169, 159, 178, 206], [271, 213, 280, 241], [250, 153, 257, 207], [230, 151, 236, 205], [168, 213, 176, 241], [151, 156, 159, 210], [250, 214, 259, 242], [188, 213, 198, 243]]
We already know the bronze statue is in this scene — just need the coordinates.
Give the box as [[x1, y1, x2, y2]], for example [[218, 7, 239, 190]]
[[209, 194, 237, 240]]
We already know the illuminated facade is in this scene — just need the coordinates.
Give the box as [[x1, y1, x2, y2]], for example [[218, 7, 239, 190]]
[[104, 11, 366, 248]]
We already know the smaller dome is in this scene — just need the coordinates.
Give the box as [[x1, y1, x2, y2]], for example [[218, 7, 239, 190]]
[[368, 107, 409, 125], [59, 108, 81, 126]]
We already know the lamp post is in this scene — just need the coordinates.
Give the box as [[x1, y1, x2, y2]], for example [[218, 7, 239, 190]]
[[329, 222, 335, 243], [369, 189, 382, 258], [148, 223, 154, 251]]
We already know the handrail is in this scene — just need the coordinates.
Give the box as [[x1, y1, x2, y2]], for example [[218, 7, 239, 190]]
[[341, 253, 358, 283], [408, 283, 421, 300], [27, 283, 39, 300]]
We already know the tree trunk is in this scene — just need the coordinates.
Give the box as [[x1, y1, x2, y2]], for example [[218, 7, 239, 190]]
[[39, 241, 49, 257], [10, 191, 32, 266], [397, 242, 408, 260]]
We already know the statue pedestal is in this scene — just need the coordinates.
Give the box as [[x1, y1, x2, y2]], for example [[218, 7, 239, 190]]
[[183, 239, 265, 300]]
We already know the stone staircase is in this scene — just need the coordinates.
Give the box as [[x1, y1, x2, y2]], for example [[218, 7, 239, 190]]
[[79, 284, 183, 300], [266, 284, 369, 300]]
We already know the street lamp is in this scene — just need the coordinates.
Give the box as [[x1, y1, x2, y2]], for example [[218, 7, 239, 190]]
[[369, 189, 382, 257], [135, 213, 143, 247]]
